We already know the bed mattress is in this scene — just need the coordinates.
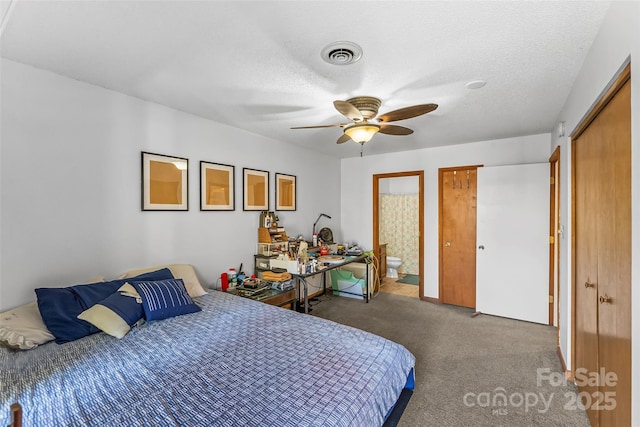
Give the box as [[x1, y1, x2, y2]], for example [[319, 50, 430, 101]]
[[1, 291, 415, 426]]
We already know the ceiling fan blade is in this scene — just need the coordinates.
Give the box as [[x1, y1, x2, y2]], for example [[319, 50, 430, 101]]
[[379, 124, 414, 136], [291, 123, 346, 129], [334, 100, 363, 122], [337, 134, 352, 144], [377, 103, 438, 123]]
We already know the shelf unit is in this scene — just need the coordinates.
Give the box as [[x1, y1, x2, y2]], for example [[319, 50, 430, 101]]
[[256, 225, 290, 278], [258, 226, 288, 244]]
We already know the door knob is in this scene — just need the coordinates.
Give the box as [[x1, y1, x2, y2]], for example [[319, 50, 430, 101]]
[[478, 245, 485, 250], [584, 281, 595, 288], [444, 241, 451, 247], [599, 295, 612, 304]]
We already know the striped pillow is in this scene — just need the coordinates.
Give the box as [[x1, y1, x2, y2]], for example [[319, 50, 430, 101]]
[[131, 279, 201, 321]]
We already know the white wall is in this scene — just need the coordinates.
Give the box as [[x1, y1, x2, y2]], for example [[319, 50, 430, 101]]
[[380, 176, 419, 195], [340, 133, 550, 299], [0, 59, 341, 311], [549, 2, 639, 423]]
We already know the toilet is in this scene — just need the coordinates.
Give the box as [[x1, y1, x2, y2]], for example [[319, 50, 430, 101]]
[[386, 256, 402, 278]]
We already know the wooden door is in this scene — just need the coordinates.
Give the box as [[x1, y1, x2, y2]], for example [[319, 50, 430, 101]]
[[594, 78, 631, 427], [573, 110, 602, 425], [573, 69, 631, 427], [439, 166, 478, 308]]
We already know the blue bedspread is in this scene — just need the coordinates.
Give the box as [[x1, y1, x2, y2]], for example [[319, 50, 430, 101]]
[[1, 291, 415, 426]]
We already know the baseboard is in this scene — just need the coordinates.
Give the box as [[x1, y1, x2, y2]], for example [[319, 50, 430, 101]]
[[420, 296, 439, 304], [308, 290, 325, 299], [556, 345, 573, 381]]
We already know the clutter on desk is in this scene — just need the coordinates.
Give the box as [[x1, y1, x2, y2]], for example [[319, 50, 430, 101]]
[[346, 244, 364, 256], [242, 278, 260, 289], [235, 283, 270, 297], [257, 211, 289, 256], [318, 227, 334, 244], [270, 280, 294, 291], [262, 270, 292, 282], [318, 255, 345, 264], [259, 211, 279, 228]]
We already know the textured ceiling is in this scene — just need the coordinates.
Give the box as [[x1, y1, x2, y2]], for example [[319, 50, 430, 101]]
[[1, 1, 611, 158]]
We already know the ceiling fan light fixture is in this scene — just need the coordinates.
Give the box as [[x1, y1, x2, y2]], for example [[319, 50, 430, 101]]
[[344, 123, 380, 143]]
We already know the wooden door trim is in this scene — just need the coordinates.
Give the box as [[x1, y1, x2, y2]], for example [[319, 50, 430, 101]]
[[571, 62, 630, 140], [549, 146, 560, 326], [372, 170, 425, 300], [438, 164, 482, 305], [570, 62, 630, 380]]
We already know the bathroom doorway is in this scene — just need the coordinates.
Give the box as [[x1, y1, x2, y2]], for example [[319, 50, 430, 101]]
[[372, 171, 424, 299]]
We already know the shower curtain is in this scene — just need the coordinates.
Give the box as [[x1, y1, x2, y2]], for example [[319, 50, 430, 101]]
[[379, 193, 419, 275]]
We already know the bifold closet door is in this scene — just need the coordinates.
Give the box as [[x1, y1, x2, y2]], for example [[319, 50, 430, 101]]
[[573, 76, 631, 427], [475, 163, 549, 324], [573, 116, 601, 424]]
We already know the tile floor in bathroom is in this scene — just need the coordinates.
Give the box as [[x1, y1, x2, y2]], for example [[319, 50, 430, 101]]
[[378, 274, 420, 298]]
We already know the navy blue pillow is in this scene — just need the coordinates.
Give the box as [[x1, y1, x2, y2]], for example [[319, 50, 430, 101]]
[[36, 268, 174, 344], [35, 287, 97, 344], [131, 279, 201, 321], [71, 268, 174, 308], [96, 286, 145, 327]]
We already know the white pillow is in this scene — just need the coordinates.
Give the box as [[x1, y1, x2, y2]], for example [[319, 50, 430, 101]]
[[0, 275, 104, 350], [118, 264, 207, 298], [0, 302, 55, 350]]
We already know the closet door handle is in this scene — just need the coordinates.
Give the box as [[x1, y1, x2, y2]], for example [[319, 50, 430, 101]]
[[584, 281, 595, 288], [599, 295, 612, 304]]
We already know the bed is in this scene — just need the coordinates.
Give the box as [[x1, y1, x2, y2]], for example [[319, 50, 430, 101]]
[[1, 288, 415, 426]]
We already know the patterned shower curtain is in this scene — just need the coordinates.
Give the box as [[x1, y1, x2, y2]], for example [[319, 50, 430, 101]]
[[379, 193, 419, 275]]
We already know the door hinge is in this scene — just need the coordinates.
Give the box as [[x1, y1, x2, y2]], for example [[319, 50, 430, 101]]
[[550, 177, 555, 185], [549, 236, 555, 244], [549, 295, 554, 304]]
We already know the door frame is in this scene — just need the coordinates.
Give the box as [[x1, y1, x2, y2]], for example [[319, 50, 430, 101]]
[[549, 146, 560, 327], [570, 62, 631, 380], [438, 165, 483, 305], [372, 170, 424, 300]]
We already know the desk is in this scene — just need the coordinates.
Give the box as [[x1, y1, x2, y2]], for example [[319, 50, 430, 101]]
[[226, 287, 296, 309], [292, 254, 368, 313]]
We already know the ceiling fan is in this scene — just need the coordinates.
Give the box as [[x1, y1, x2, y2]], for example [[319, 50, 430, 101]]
[[291, 96, 438, 146]]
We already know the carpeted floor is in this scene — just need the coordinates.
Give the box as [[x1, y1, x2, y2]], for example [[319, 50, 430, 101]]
[[311, 292, 591, 427]]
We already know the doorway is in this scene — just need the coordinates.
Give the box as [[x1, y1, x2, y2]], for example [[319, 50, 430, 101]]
[[372, 171, 424, 299]]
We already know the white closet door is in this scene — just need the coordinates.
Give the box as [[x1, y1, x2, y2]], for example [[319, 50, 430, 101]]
[[476, 163, 549, 324]]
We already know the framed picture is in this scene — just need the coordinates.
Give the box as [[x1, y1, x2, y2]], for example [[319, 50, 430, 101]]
[[275, 173, 296, 211], [243, 168, 269, 211], [141, 151, 188, 211], [200, 161, 235, 211]]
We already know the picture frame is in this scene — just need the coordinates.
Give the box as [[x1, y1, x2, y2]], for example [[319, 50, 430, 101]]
[[275, 173, 296, 211], [243, 168, 269, 211], [200, 161, 235, 211], [141, 152, 188, 211]]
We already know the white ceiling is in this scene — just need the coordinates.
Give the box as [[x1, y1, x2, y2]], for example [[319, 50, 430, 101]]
[[1, 1, 611, 158]]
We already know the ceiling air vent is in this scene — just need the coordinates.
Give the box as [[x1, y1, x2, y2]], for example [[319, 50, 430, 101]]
[[321, 41, 363, 65]]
